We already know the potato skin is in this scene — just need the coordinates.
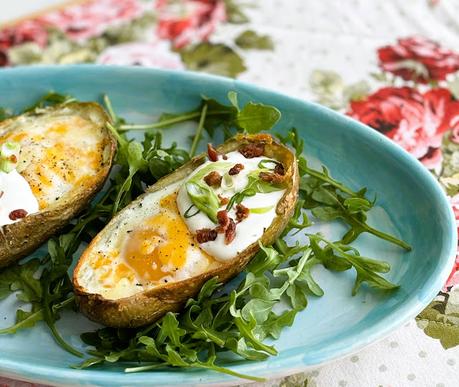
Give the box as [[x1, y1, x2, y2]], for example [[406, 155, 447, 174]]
[[74, 133, 299, 328], [0, 103, 116, 268]]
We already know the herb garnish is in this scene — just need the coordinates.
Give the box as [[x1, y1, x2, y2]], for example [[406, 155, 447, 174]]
[[0, 92, 411, 382], [226, 170, 284, 211], [0, 142, 21, 173], [119, 91, 281, 138]]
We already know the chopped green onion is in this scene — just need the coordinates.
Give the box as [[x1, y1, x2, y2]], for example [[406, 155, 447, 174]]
[[184, 204, 200, 218], [0, 142, 21, 173], [250, 206, 274, 214], [257, 159, 278, 170]]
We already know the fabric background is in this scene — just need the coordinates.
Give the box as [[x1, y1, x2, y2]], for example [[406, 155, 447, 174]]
[[0, 1, 458, 386]]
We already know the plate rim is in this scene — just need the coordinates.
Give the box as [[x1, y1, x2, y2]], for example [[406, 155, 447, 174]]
[[0, 64, 456, 386]]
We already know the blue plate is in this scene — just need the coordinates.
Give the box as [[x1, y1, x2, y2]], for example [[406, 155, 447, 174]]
[[0, 65, 456, 386]]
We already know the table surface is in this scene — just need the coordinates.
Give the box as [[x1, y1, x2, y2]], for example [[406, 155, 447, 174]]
[[0, 1, 458, 386]]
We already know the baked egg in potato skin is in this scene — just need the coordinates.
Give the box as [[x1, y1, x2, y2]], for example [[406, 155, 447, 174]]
[[0, 102, 116, 268], [73, 133, 299, 328]]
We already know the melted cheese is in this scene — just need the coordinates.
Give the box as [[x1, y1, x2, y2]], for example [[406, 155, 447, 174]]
[[0, 112, 107, 209]]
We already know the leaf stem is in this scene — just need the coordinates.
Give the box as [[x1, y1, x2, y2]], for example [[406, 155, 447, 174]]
[[118, 110, 231, 131], [0, 296, 74, 335], [125, 363, 164, 373], [0, 309, 43, 334], [357, 220, 412, 251], [46, 318, 83, 357], [194, 363, 266, 382], [103, 94, 118, 123], [190, 103, 208, 157], [304, 165, 357, 196], [321, 187, 411, 251]]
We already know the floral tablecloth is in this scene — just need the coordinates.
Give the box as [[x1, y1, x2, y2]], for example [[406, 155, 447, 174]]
[[1, 0, 459, 386]]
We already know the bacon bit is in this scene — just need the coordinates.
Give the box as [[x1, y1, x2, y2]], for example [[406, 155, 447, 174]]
[[218, 194, 229, 206], [239, 143, 264, 158], [228, 163, 244, 176], [207, 143, 219, 162], [0, 191, 3, 199], [274, 162, 285, 176], [203, 171, 222, 187], [235, 204, 250, 222], [8, 155, 17, 163], [216, 210, 230, 233], [259, 171, 285, 184], [222, 154, 228, 160], [196, 228, 218, 243], [225, 218, 236, 244], [9, 209, 28, 220]]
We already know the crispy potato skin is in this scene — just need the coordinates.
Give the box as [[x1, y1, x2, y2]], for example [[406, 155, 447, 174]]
[[74, 133, 299, 328], [0, 103, 116, 268]]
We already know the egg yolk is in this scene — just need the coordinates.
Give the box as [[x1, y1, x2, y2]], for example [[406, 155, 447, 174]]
[[121, 192, 214, 283]]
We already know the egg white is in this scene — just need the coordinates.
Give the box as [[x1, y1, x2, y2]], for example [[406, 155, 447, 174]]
[[0, 107, 108, 210], [76, 182, 219, 300]]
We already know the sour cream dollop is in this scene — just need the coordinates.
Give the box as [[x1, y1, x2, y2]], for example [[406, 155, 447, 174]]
[[0, 170, 39, 226], [177, 151, 285, 262]]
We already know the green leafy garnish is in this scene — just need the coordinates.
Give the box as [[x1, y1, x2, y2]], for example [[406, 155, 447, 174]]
[[0, 107, 12, 121], [226, 170, 284, 210], [186, 181, 220, 223], [24, 91, 76, 112], [0, 91, 411, 382], [0, 142, 21, 173], [119, 91, 280, 139]]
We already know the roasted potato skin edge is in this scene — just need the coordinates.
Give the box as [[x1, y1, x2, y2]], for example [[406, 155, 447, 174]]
[[0, 102, 117, 268], [74, 133, 299, 328]]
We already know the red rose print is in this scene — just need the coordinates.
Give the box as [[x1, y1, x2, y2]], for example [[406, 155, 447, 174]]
[[97, 41, 184, 69], [347, 87, 459, 170], [378, 36, 459, 83], [0, 20, 49, 66], [156, 0, 226, 48], [451, 123, 459, 144], [38, 0, 144, 41], [444, 195, 459, 291], [0, 0, 145, 58]]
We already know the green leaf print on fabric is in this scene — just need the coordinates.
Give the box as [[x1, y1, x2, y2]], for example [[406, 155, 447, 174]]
[[223, 0, 250, 24], [235, 30, 274, 50], [7, 13, 157, 66], [180, 42, 246, 78], [439, 136, 459, 196], [416, 287, 459, 349], [309, 70, 370, 110]]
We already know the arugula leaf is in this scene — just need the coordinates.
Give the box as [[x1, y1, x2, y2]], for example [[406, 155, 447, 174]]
[[235, 102, 281, 133], [0, 107, 12, 121], [257, 310, 297, 340], [0, 92, 412, 383], [24, 91, 75, 112], [299, 160, 411, 250], [226, 171, 284, 210], [309, 235, 399, 295], [119, 92, 280, 139]]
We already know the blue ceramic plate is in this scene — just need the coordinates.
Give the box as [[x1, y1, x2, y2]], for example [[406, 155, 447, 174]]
[[0, 65, 456, 386]]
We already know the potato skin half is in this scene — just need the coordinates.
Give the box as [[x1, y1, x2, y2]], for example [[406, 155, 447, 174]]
[[74, 133, 299, 328], [0, 103, 116, 268]]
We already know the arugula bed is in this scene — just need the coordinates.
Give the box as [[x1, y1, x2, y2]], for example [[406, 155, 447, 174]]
[[0, 91, 411, 382]]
